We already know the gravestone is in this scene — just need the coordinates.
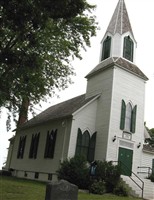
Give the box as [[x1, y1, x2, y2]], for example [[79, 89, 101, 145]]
[[45, 179, 78, 200]]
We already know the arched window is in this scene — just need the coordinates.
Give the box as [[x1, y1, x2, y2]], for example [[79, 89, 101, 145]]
[[125, 103, 132, 131], [123, 36, 134, 62], [101, 36, 111, 61], [120, 100, 126, 130], [75, 129, 97, 161], [88, 132, 97, 162], [44, 129, 57, 158], [75, 128, 82, 156], [17, 135, 27, 159], [29, 132, 40, 159], [131, 105, 137, 133], [81, 130, 90, 160], [120, 100, 137, 133]]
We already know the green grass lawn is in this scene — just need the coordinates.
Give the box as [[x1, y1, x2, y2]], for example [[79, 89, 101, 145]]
[[0, 176, 141, 200]]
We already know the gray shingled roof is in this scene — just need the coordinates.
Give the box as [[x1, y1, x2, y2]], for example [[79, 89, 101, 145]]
[[106, 0, 134, 38], [19, 94, 96, 129], [86, 57, 148, 81]]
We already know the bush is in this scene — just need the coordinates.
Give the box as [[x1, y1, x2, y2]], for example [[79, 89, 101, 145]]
[[57, 158, 121, 193], [90, 180, 106, 195], [149, 173, 154, 182], [113, 181, 128, 196], [57, 156, 90, 189], [94, 161, 121, 192], [0, 170, 12, 176]]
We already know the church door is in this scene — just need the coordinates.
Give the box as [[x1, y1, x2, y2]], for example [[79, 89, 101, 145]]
[[118, 147, 133, 176]]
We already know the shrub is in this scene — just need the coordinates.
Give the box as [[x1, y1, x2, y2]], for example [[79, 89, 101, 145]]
[[57, 156, 90, 189], [57, 158, 121, 193], [94, 161, 121, 192], [90, 180, 106, 195], [149, 173, 154, 182], [0, 170, 12, 176], [113, 181, 129, 196]]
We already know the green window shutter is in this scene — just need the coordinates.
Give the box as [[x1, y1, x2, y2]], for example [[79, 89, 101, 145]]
[[75, 128, 82, 156], [44, 131, 49, 158], [81, 131, 90, 160], [50, 130, 57, 158], [17, 137, 22, 158], [17, 136, 26, 159], [123, 36, 134, 62], [131, 105, 137, 133], [34, 133, 40, 159], [120, 100, 126, 130], [29, 134, 34, 158], [101, 36, 111, 61], [22, 136, 26, 158], [88, 132, 97, 162]]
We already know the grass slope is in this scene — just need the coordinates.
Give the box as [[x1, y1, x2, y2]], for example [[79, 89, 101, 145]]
[[1, 176, 46, 200], [0, 176, 141, 200]]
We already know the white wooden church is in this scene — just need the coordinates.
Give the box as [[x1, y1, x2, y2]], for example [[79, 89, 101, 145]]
[[5, 0, 154, 199]]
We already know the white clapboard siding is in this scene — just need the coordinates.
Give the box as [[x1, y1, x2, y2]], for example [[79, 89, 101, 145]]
[[67, 98, 98, 158], [106, 65, 146, 173]]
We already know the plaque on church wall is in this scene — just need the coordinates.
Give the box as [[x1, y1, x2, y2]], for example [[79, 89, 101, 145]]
[[123, 132, 132, 140]]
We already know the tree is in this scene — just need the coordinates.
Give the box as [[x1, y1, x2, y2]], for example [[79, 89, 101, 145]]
[[145, 126, 154, 147], [0, 0, 98, 129], [149, 128, 154, 137], [148, 128, 154, 147]]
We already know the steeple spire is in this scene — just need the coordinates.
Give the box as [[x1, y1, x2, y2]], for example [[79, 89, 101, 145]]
[[100, 0, 137, 63], [106, 0, 134, 37]]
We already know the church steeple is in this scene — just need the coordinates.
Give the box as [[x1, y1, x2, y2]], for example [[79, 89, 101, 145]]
[[100, 0, 137, 63], [106, 0, 134, 37]]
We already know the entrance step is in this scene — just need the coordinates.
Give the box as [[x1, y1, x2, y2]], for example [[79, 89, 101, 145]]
[[121, 175, 154, 200]]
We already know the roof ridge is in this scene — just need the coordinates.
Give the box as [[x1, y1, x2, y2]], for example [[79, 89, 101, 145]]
[[114, 0, 121, 34], [120, 0, 123, 34]]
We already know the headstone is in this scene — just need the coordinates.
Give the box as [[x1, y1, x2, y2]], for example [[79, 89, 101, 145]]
[[45, 179, 78, 200]]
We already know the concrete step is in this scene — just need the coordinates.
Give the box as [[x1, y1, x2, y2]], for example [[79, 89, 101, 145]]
[[121, 175, 154, 200]]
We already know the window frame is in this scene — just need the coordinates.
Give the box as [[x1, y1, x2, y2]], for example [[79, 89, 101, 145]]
[[120, 100, 126, 130], [44, 129, 57, 159], [101, 36, 111, 61], [17, 136, 27, 159], [29, 132, 40, 159], [125, 103, 132, 132], [123, 36, 134, 62], [75, 129, 97, 162], [88, 132, 97, 162], [80, 130, 90, 160], [120, 100, 137, 133]]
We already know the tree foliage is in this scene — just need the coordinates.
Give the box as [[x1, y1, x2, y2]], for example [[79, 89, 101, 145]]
[[145, 125, 154, 147], [57, 156, 90, 189], [0, 0, 97, 127], [149, 128, 154, 137], [148, 128, 154, 147]]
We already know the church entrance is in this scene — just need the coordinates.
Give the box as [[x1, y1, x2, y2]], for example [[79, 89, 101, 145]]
[[118, 147, 133, 176]]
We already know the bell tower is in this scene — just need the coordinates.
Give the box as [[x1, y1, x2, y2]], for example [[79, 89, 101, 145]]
[[85, 0, 148, 171], [100, 0, 137, 63]]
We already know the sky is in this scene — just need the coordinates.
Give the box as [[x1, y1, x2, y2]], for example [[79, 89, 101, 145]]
[[0, 0, 154, 169]]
